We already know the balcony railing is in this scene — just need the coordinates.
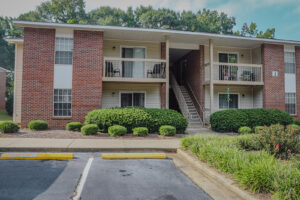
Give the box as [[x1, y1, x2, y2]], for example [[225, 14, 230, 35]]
[[103, 57, 166, 80], [204, 62, 263, 84]]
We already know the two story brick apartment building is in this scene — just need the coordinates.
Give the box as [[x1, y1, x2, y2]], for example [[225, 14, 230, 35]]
[[7, 21, 300, 128]]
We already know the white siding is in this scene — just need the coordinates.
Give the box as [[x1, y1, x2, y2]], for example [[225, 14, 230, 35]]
[[56, 28, 73, 38], [205, 85, 263, 111], [54, 65, 72, 89], [251, 47, 261, 64], [102, 83, 161, 108], [285, 73, 296, 93]]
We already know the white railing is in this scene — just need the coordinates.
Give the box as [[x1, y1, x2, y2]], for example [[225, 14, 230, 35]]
[[170, 73, 190, 120], [103, 57, 167, 79], [205, 62, 263, 83]]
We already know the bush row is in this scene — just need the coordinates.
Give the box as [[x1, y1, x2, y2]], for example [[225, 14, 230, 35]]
[[182, 135, 300, 199], [210, 108, 293, 132], [84, 107, 188, 134]]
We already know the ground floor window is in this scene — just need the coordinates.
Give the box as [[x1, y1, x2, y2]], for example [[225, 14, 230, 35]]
[[219, 93, 238, 109], [54, 89, 72, 116], [120, 92, 145, 107], [285, 93, 296, 115]]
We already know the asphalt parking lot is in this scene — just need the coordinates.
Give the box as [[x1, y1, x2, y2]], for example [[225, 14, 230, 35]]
[[0, 153, 212, 200]]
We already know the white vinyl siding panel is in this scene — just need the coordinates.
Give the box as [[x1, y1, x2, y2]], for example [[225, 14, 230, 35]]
[[54, 65, 73, 89], [102, 83, 161, 108], [205, 85, 263, 111], [103, 40, 160, 59]]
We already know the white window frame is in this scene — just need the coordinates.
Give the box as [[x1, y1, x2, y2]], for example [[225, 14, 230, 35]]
[[120, 45, 147, 58], [285, 92, 297, 116], [53, 88, 72, 117], [119, 91, 146, 107], [54, 37, 74, 65], [218, 92, 240, 110]]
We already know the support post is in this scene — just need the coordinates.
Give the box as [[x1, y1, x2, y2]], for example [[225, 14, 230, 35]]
[[165, 35, 170, 108], [209, 39, 214, 114]]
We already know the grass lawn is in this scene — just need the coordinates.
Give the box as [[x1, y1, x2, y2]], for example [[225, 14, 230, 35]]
[[0, 110, 12, 122], [182, 134, 300, 200]]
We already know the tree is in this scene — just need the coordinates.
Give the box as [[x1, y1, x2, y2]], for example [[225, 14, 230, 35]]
[[237, 22, 275, 39], [88, 6, 126, 26]]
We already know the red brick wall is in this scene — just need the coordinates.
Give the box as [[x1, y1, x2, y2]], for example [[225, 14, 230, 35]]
[[184, 46, 205, 119], [0, 71, 6, 110], [21, 28, 57, 127], [72, 30, 103, 122], [21, 28, 103, 128], [160, 42, 166, 108], [295, 46, 300, 119], [261, 44, 285, 111]]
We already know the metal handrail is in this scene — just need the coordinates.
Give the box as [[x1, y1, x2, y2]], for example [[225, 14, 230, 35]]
[[186, 82, 207, 126], [170, 72, 190, 120]]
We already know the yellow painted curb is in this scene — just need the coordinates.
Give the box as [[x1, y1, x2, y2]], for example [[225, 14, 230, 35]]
[[0, 153, 74, 160], [101, 153, 167, 159]]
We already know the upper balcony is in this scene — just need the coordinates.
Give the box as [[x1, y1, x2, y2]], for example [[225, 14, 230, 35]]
[[204, 62, 264, 85], [102, 57, 167, 83]]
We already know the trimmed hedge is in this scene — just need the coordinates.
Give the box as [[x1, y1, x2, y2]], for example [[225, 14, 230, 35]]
[[0, 121, 19, 133], [133, 127, 148, 136], [108, 125, 127, 137], [159, 125, 176, 136], [85, 107, 188, 134], [28, 120, 48, 131], [66, 122, 83, 131], [210, 109, 293, 132], [238, 126, 251, 134], [81, 124, 98, 135]]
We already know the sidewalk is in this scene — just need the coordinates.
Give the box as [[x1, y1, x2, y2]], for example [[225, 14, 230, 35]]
[[0, 138, 180, 152]]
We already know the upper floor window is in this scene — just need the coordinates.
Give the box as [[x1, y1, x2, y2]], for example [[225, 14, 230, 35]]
[[219, 53, 238, 63], [284, 52, 296, 74], [55, 37, 73, 65]]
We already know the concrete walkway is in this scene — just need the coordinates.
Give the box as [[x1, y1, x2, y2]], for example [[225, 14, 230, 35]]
[[0, 138, 180, 152]]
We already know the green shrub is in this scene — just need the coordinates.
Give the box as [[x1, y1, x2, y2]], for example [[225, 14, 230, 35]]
[[0, 121, 19, 133], [66, 122, 82, 131], [81, 124, 98, 135], [181, 135, 300, 199], [159, 125, 176, 136], [286, 124, 300, 135], [253, 126, 265, 134], [108, 125, 127, 137], [238, 134, 262, 151], [133, 127, 148, 136], [238, 126, 252, 134], [85, 107, 188, 134], [293, 119, 300, 126], [210, 109, 293, 132], [258, 124, 300, 159], [28, 120, 48, 131]]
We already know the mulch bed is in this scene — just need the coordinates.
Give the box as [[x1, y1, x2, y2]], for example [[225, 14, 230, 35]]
[[0, 129, 184, 139]]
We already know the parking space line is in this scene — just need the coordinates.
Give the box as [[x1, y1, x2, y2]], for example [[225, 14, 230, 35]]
[[73, 155, 94, 200], [101, 153, 167, 159]]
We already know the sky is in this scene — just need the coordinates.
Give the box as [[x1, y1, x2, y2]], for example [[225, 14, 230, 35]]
[[0, 0, 300, 40]]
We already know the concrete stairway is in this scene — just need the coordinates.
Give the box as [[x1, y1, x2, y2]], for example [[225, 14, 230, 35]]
[[179, 86, 203, 128]]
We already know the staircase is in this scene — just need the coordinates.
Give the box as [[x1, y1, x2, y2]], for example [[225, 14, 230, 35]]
[[170, 73, 203, 128]]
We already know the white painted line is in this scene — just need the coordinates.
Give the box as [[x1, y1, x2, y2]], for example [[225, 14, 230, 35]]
[[73, 156, 94, 200]]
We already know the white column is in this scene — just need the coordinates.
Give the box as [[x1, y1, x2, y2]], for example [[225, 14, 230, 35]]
[[209, 39, 214, 114], [166, 35, 170, 108]]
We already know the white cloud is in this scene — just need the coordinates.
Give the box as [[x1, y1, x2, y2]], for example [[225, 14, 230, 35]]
[[0, 0, 47, 17]]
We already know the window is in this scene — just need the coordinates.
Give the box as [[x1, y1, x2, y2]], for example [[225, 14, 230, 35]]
[[218, 53, 238, 81], [55, 37, 73, 65], [219, 94, 238, 109], [121, 47, 145, 78], [219, 53, 238, 63], [285, 93, 296, 115], [284, 52, 296, 74], [120, 92, 145, 107], [54, 89, 72, 116]]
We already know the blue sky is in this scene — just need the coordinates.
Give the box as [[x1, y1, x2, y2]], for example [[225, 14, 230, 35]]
[[1, 0, 300, 40]]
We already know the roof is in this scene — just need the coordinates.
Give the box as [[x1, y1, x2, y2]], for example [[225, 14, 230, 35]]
[[0, 67, 11, 73], [11, 20, 300, 48]]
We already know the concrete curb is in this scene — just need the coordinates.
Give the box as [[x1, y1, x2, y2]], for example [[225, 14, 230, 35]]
[[176, 149, 258, 200], [0, 153, 74, 160], [0, 147, 177, 153]]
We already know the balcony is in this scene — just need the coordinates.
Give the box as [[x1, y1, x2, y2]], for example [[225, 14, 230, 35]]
[[103, 57, 167, 82], [204, 62, 264, 85]]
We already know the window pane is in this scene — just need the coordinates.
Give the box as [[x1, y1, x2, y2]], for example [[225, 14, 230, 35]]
[[219, 53, 228, 63], [228, 54, 238, 63], [121, 93, 132, 107], [53, 89, 72, 116], [285, 93, 296, 114], [219, 94, 228, 109], [55, 37, 73, 65], [219, 94, 238, 109], [230, 94, 238, 108], [133, 93, 145, 107]]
